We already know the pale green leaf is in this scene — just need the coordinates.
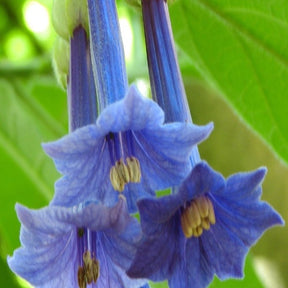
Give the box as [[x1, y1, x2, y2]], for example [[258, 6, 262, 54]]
[[0, 77, 66, 253], [170, 0, 288, 164]]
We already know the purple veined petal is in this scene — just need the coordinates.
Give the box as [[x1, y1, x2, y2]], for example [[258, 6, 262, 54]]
[[128, 162, 284, 287], [178, 161, 225, 201], [217, 167, 267, 201], [43, 87, 213, 211], [137, 195, 182, 234], [127, 214, 183, 282], [130, 123, 213, 191], [96, 85, 165, 132], [200, 220, 248, 280], [8, 205, 78, 286], [168, 237, 215, 288], [8, 198, 147, 288], [212, 192, 284, 248]]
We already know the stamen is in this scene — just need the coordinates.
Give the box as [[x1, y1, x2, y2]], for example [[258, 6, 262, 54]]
[[110, 159, 129, 192], [107, 131, 141, 191], [77, 229, 100, 288], [181, 196, 216, 238], [180, 211, 192, 238], [92, 258, 100, 283], [126, 156, 141, 183], [78, 266, 86, 288]]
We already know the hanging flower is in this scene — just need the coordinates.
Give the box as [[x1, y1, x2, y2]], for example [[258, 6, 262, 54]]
[[127, 162, 284, 288], [43, 86, 213, 212], [8, 196, 148, 288]]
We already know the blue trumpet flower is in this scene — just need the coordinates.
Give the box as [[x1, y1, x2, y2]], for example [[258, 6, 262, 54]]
[[44, 85, 213, 212], [127, 162, 284, 287], [8, 197, 147, 288]]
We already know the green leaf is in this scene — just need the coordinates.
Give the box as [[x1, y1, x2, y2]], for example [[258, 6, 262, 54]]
[[170, 0, 288, 164], [0, 77, 66, 254], [0, 256, 22, 288]]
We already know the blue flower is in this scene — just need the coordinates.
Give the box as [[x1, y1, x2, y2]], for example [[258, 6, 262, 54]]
[[43, 85, 213, 212], [8, 196, 148, 288], [127, 162, 284, 288]]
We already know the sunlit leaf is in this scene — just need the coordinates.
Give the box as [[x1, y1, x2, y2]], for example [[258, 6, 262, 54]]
[[170, 0, 288, 164], [0, 77, 66, 254]]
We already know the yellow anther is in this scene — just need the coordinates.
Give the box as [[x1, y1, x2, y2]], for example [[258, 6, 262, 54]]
[[110, 157, 141, 192], [110, 165, 124, 191], [195, 196, 209, 218], [126, 156, 141, 183], [92, 259, 100, 283], [207, 198, 216, 225], [83, 251, 93, 284], [116, 159, 130, 184], [109, 160, 129, 192], [180, 211, 193, 238], [187, 202, 201, 228], [181, 196, 216, 238], [193, 226, 203, 237], [78, 251, 100, 287], [201, 218, 210, 230], [78, 266, 87, 288]]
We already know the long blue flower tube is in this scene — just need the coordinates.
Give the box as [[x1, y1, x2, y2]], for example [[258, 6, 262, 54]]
[[127, 1, 284, 287], [43, 0, 213, 212]]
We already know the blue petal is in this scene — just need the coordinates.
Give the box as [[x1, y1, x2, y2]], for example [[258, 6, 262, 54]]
[[212, 192, 284, 250], [53, 196, 132, 233], [100, 217, 142, 271], [8, 205, 78, 287], [43, 124, 113, 206], [216, 167, 266, 201], [132, 122, 213, 191], [169, 238, 214, 288], [97, 85, 164, 132], [178, 161, 225, 201], [97, 239, 148, 288], [43, 87, 213, 211], [201, 221, 248, 279], [200, 167, 284, 280], [137, 195, 182, 235], [8, 199, 142, 287], [127, 214, 183, 282]]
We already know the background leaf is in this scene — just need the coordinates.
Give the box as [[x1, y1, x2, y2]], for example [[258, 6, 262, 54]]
[[0, 256, 21, 288], [169, 0, 288, 164], [0, 76, 67, 253], [0, 0, 286, 287]]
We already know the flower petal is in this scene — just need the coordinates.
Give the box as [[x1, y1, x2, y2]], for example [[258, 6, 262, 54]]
[[42, 86, 213, 211], [201, 221, 248, 279], [8, 205, 77, 286], [97, 85, 165, 132], [168, 238, 214, 288], [127, 215, 182, 282], [212, 193, 284, 249], [132, 123, 213, 190], [97, 239, 148, 288], [137, 195, 182, 235], [178, 161, 225, 201]]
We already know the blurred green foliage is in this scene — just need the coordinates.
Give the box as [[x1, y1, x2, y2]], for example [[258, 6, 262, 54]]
[[0, 0, 287, 287]]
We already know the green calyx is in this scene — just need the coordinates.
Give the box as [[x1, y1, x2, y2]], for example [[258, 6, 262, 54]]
[[52, 0, 89, 40]]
